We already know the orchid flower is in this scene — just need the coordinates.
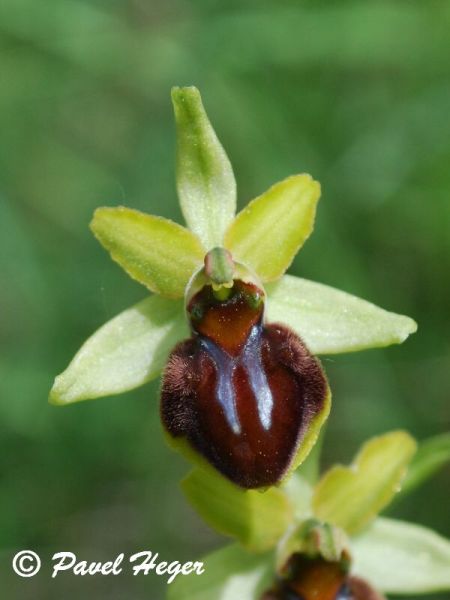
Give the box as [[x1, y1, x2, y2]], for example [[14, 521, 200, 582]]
[[50, 87, 416, 489]]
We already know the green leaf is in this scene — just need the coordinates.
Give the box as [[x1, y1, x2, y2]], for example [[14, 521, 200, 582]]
[[182, 467, 293, 552], [91, 206, 205, 298], [50, 296, 187, 404], [312, 431, 417, 535], [400, 432, 450, 496], [167, 544, 273, 600], [352, 517, 450, 594], [225, 175, 320, 282], [265, 275, 417, 354], [172, 86, 236, 250]]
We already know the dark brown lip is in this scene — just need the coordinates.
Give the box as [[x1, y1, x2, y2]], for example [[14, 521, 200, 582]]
[[161, 280, 327, 488]]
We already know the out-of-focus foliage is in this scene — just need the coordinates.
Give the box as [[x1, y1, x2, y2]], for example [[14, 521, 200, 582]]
[[0, 1, 448, 598]]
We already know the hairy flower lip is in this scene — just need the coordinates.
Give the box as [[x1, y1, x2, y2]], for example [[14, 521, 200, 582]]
[[161, 284, 329, 489]]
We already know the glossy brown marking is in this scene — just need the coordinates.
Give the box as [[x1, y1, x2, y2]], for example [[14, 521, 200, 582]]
[[161, 279, 327, 489]]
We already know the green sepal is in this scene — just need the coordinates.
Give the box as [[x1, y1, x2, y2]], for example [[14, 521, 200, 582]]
[[400, 432, 450, 497], [91, 206, 205, 298], [167, 543, 273, 600], [266, 275, 417, 354], [182, 467, 293, 552], [50, 296, 187, 404], [172, 86, 236, 250], [312, 431, 417, 535], [225, 175, 320, 282], [352, 517, 450, 594]]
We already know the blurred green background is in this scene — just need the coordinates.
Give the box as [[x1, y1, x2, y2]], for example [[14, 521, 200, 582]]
[[0, 1, 449, 598]]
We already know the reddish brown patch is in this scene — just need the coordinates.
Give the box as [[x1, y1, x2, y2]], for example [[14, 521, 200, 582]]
[[187, 280, 264, 355], [160, 319, 327, 488], [260, 558, 386, 600]]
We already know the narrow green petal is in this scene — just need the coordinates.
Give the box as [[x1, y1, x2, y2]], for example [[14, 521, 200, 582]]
[[182, 467, 293, 552], [50, 296, 187, 405], [400, 432, 450, 497], [224, 175, 320, 282], [352, 517, 450, 594], [312, 431, 417, 535], [91, 206, 205, 298], [172, 86, 236, 250], [266, 275, 417, 354], [167, 544, 273, 600]]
